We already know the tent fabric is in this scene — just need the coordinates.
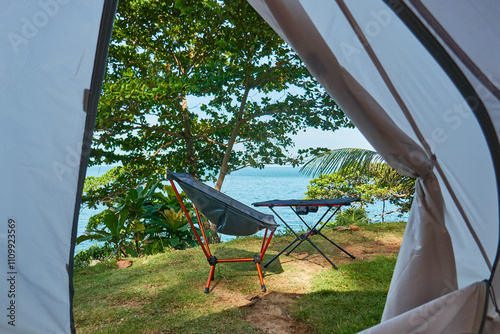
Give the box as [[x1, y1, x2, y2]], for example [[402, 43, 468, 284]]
[[248, 0, 500, 332], [252, 198, 360, 207], [359, 281, 488, 334], [0, 1, 117, 333], [167, 172, 278, 236]]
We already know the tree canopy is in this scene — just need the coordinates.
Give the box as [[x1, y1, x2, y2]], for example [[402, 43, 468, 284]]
[[305, 167, 415, 218], [86, 0, 351, 207]]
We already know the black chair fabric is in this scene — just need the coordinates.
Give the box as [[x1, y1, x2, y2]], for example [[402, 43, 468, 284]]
[[167, 172, 278, 236]]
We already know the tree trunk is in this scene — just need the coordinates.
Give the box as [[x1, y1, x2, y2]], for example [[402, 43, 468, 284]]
[[215, 84, 251, 191], [210, 84, 250, 243], [382, 199, 386, 223]]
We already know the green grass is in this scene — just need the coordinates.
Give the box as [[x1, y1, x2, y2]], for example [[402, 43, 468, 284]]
[[73, 222, 405, 333], [290, 256, 397, 333]]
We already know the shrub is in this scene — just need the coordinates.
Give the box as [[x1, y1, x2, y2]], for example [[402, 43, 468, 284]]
[[306, 167, 415, 218], [333, 206, 369, 226], [73, 243, 114, 268], [77, 178, 203, 258]]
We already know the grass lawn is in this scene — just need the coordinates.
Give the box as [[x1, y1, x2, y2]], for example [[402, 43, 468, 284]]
[[73, 222, 405, 333]]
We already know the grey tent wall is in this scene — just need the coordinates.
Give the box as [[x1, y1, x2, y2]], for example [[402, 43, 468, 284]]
[[0, 1, 117, 333], [382, 0, 500, 327], [68, 1, 118, 333], [247, 0, 500, 332]]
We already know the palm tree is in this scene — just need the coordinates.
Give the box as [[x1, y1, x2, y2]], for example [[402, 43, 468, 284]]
[[301, 148, 400, 178], [300, 148, 415, 221], [301, 148, 369, 175]]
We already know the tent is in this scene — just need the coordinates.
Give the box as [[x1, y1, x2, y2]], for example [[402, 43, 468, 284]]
[[247, 0, 500, 332], [2, 0, 499, 333], [0, 1, 117, 333]]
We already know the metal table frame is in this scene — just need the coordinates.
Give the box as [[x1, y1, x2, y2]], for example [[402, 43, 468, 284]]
[[253, 199, 360, 270]]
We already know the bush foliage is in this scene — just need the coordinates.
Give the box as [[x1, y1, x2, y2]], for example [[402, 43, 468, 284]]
[[77, 178, 207, 262], [306, 166, 415, 219]]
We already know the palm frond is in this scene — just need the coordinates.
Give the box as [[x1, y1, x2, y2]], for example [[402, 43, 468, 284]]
[[300, 148, 386, 177]]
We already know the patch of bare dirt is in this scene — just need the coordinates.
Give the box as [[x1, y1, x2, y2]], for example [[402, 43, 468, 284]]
[[243, 292, 313, 334], [348, 232, 403, 261], [211, 283, 251, 308]]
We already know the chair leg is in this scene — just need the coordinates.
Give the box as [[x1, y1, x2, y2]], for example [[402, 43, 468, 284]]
[[255, 262, 266, 292], [205, 265, 216, 294]]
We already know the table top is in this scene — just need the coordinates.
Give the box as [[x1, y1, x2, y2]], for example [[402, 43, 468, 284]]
[[252, 198, 361, 207]]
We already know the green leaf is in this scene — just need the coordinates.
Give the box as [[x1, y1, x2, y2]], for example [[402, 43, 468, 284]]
[[102, 210, 121, 236], [88, 0, 352, 210], [119, 207, 129, 225], [134, 222, 146, 232], [170, 237, 179, 247], [76, 234, 105, 245]]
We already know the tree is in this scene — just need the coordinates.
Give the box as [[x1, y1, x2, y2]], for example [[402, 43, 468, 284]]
[[301, 148, 415, 219], [87, 0, 351, 207]]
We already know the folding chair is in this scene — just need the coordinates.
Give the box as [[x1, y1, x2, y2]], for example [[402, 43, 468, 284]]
[[166, 172, 279, 293]]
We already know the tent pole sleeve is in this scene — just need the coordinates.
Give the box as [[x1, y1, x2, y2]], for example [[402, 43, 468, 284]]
[[170, 180, 210, 259], [194, 205, 211, 256]]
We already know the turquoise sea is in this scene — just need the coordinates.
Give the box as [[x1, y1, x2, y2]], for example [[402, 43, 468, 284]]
[[76, 166, 406, 253]]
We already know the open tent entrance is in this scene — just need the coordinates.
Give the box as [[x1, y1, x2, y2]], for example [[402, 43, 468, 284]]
[[2, 1, 499, 332]]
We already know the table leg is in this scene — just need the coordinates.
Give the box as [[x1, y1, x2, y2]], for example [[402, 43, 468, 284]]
[[317, 232, 356, 259], [305, 237, 339, 270], [285, 233, 308, 256], [263, 238, 299, 268]]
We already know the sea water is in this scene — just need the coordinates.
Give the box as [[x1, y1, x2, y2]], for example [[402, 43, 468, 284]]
[[76, 166, 406, 253]]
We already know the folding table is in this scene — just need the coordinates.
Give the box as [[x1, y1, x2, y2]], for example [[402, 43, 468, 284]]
[[252, 198, 360, 269], [167, 172, 279, 293]]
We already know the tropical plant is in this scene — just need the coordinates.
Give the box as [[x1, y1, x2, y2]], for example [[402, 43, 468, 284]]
[[73, 244, 115, 268], [144, 207, 200, 251], [77, 179, 200, 258], [301, 148, 393, 178], [77, 209, 129, 257], [334, 206, 370, 226], [87, 0, 353, 242]]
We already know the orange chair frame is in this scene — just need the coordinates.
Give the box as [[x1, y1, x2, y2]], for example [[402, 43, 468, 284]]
[[170, 180, 274, 293]]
